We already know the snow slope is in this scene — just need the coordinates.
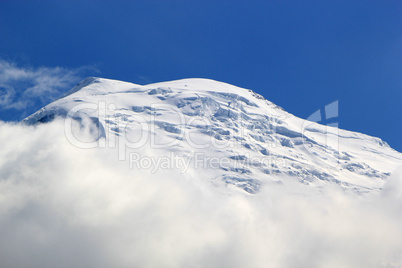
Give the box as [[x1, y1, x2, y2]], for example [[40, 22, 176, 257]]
[[24, 77, 402, 194]]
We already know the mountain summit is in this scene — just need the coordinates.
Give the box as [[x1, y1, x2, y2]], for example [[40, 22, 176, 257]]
[[24, 77, 402, 194]]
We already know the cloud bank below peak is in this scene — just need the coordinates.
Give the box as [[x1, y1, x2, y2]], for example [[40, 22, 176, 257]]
[[0, 120, 401, 267]]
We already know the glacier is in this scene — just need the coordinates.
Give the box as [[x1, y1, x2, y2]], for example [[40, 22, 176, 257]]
[[23, 77, 402, 195]]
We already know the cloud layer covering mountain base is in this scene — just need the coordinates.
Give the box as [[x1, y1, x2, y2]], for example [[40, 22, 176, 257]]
[[0, 120, 401, 268]]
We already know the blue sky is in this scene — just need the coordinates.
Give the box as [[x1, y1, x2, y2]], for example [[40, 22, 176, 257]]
[[0, 0, 401, 151]]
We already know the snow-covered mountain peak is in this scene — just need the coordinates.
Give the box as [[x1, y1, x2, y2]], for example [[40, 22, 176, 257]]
[[63, 77, 142, 98], [24, 77, 402, 194]]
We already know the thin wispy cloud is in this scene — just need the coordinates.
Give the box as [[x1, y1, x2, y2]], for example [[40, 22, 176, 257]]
[[0, 59, 97, 117]]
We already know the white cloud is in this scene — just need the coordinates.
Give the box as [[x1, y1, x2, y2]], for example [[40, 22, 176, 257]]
[[0, 59, 97, 113], [0, 120, 401, 267]]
